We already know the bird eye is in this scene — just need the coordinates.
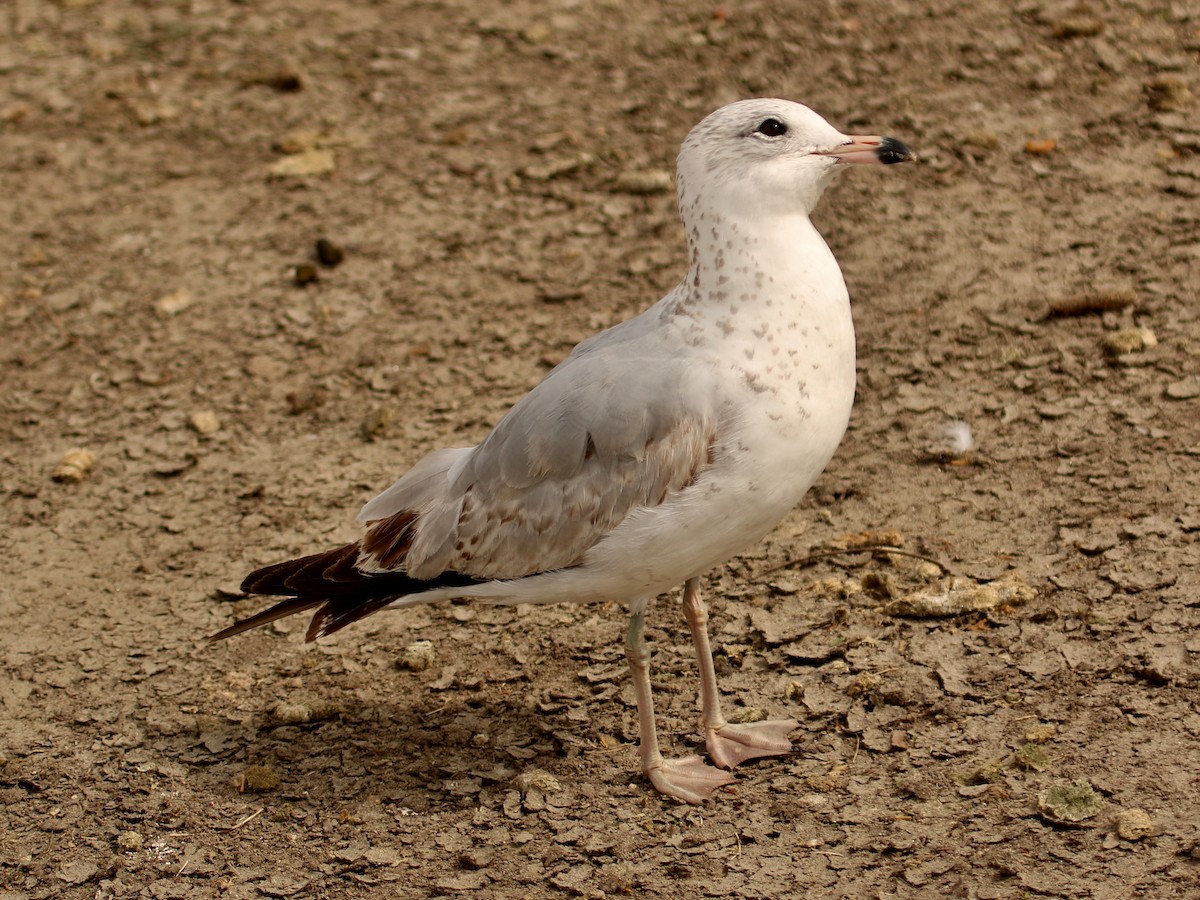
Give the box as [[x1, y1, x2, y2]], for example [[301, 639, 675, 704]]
[[754, 118, 788, 137]]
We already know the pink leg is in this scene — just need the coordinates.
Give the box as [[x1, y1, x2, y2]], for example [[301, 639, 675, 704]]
[[682, 577, 798, 770], [625, 605, 735, 804]]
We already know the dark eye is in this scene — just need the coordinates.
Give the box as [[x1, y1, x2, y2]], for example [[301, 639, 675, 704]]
[[755, 118, 788, 137]]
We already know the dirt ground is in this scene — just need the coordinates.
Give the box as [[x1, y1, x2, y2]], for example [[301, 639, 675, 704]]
[[2, 0, 1199, 897]]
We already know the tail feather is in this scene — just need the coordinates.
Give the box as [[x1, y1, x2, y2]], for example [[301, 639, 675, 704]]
[[305, 595, 406, 641], [208, 596, 325, 641], [214, 542, 482, 643]]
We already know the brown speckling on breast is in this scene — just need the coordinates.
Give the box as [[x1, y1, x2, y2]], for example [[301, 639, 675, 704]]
[[742, 370, 770, 394]]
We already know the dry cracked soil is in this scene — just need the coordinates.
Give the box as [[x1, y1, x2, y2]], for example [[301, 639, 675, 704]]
[[2, 1, 1200, 898]]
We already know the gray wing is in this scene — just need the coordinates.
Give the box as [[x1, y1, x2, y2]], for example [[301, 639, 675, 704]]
[[356, 343, 721, 580]]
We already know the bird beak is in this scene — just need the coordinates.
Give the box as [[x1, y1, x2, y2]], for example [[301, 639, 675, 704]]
[[818, 135, 914, 165]]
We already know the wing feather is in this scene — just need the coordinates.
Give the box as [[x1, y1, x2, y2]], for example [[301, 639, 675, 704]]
[[360, 351, 723, 581]]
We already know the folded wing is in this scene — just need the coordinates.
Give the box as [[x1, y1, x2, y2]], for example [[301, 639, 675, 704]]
[[359, 353, 721, 580]]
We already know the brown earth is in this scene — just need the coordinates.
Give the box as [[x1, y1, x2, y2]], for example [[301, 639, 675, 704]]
[[2, 1, 1200, 898]]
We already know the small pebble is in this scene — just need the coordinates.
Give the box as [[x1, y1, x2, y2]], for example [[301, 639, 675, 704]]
[[1101, 327, 1156, 357], [116, 831, 143, 852], [154, 288, 194, 317], [315, 238, 344, 267], [251, 61, 304, 92], [612, 169, 673, 195], [286, 384, 328, 415], [729, 705, 767, 724], [398, 640, 436, 671], [1115, 808, 1156, 841], [522, 153, 594, 181], [270, 701, 313, 725], [270, 699, 341, 724], [189, 410, 221, 434], [1013, 743, 1050, 772], [294, 264, 319, 286], [360, 406, 393, 441], [915, 561, 943, 582], [1145, 75, 1192, 112], [964, 761, 1005, 785], [1052, 17, 1104, 39], [53, 448, 97, 483], [267, 64, 303, 92], [238, 764, 281, 793], [513, 768, 562, 795], [521, 23, 552, 44], [845, 672, 881, 697], [274, 129, 324, 154], [269, 149, 336, 178], [1024, 138, 1056, 155], [1025, 723, 1056, 743]]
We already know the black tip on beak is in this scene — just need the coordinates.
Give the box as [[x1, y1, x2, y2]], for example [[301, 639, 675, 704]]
[[877, 136, 914, 165]]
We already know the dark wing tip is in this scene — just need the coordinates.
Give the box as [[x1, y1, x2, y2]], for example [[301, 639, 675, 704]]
[[215, 540, 485, 643], [208, 596, 324, 642]]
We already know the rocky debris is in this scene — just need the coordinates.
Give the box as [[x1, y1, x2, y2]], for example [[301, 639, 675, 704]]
[[1051, 16, 1105, 39], [1038, 781, 1104, 826], [1114, 808, 1157, 841], [154, 288, 195, 317], [1100, 327, 1156, 357], [883, 573, 1036, 618], [612, 169, 672, 195], [268, 699, 343, 725], [315, 238, 345, 267], [52, 447, 97, 482], [189, 410, 221, 434], [293, 263, 320, 286], [1145, 76, 1191, 112], [237, 765, 282, 793], [397, 640, 436, 671]]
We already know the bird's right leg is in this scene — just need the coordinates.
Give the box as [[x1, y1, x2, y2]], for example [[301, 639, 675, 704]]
[[625, 604, 736, 804]]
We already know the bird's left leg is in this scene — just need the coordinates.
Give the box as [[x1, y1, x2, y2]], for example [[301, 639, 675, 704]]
[[625, 603, 736, 803], [683, 576, 798, 769]]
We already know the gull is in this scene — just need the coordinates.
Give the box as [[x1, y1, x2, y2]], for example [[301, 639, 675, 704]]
[[212, 99, 912, 803]]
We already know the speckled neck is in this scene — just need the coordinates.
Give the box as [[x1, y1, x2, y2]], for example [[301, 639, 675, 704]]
[[668, 201, 849, 328]]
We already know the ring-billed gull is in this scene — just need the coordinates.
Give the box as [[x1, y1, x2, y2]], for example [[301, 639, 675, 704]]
[[213, 99, 912, 803]]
